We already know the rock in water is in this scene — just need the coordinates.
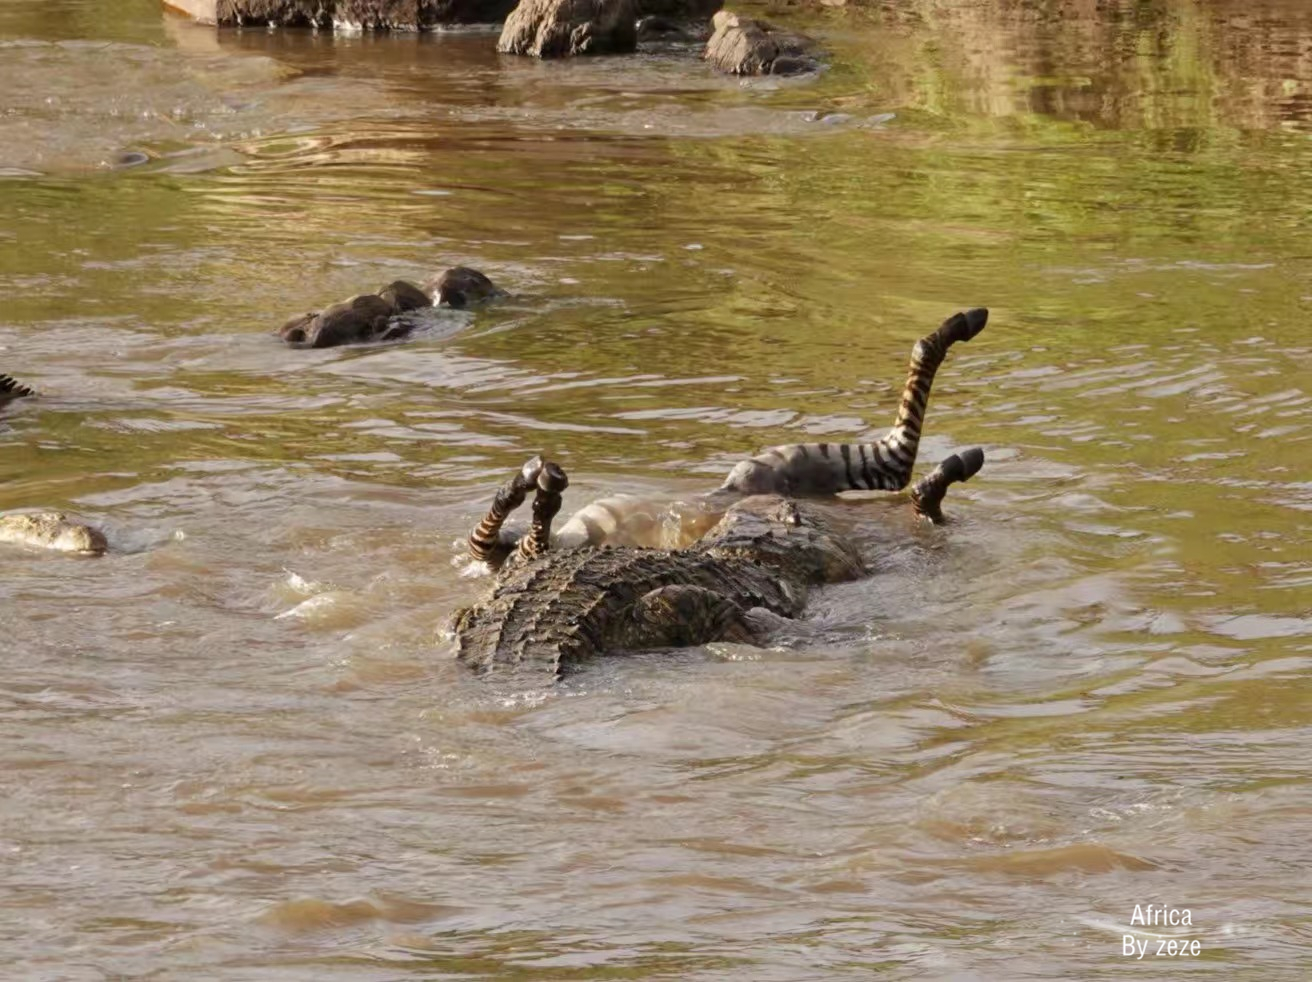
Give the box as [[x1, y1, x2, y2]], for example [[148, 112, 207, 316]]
[[497, 0, 637, 58], [634, 0, 720, 19], [335, 0, 520, 27], [208, 0, 520, 28], [280, 294, 395, 348], [378, 279, 432, 313], [703, 10, 820, 76], [423, 266, 502, 307], [276, 268, 498, 348], [214, 0, 329, 26]]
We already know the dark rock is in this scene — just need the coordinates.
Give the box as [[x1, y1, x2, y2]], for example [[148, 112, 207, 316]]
[[703, 10, 820, 76], [215, 0, 332, 26], [497, 0, 636, 58], [277, 311, 318, 345], [634, 0, 719, 20], [335, 0, 519, 27], [636, 13, 677, 38], [212, 0, 517, 28], [766, 53, 815, 75], [280, 293, 394, 348], [635, 13, 705, 42], [423, 266, 501, 308], [278, 269, 497, 348], [111, 150, 152, 168], [378, 279, 433, 312]]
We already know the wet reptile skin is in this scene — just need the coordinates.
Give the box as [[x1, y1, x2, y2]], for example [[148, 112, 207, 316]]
[[450, 495, 865, 675]]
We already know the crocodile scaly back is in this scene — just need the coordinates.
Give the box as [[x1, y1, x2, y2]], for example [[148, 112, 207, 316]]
[[0, 374, 37, 403]]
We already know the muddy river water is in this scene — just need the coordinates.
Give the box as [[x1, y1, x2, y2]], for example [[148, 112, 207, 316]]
[[2, 0, 1310, 978]]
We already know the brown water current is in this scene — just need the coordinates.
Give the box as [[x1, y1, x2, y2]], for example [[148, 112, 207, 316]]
[[2, 0, 1311, 977]]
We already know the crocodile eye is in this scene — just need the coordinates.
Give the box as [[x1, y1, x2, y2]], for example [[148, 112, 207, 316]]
[[447, 606, 473, 634]]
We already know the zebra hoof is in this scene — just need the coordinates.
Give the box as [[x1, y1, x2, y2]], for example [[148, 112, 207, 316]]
[[518, 456, 545, 489], [961, 308, 988, 340], [538, 462, 569, 494], [937, 448, 986, 485], [956, 447, 986, 482], [940, 307, 989, 345]]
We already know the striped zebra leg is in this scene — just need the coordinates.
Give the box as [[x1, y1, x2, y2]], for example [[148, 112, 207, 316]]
[[909, 447, 985, 524], [468, 456, 545, 568], [1, 374, 37, 403], [515, 462, 569, 562], [720, 307, 988, 495]]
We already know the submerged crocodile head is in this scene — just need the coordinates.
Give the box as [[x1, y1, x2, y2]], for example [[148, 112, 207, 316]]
[[450, 493, 865, 677], [0, 512, 107, 556], [697, 494, 867, 584]]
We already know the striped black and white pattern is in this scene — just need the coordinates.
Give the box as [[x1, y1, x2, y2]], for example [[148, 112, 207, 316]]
[[468, 457, 543, 567], [468, 458, 571, 569], [513, 462, 567, 562], [719, 308, 987, 496], [467, 308, 988, 561]]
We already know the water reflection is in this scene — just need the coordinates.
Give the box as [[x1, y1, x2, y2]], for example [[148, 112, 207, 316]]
[[858, 0, 1312, 132], [1, 0, 1311, 978]]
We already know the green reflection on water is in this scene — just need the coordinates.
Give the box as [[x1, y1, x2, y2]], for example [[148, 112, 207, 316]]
[[0, 3, 1310, 977]]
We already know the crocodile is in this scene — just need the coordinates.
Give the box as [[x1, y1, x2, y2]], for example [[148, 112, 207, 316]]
[[278, 266, 500, 348], [451, 306, 989, 676], [1, 375, 109, 556], [0, 512, 107, 555], [1, 373, 36, 406]]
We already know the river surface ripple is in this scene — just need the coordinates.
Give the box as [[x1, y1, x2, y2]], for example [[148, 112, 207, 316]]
[[1, 0, 1310, 978]]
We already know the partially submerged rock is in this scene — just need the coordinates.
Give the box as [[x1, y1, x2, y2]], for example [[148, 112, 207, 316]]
[[278, 267, 500, 348], [636, 13, 705, 42], [635, 0, 720, 20], [198, 0, 519, 27], [213, 0, 329, 27], [181, 0, 704, 26], [703, 10, 820, 76], [497, 0, 637, 58], [378, 279, 432, 313], [0, 512, 108, 556], [334, 0, 519, 29], [423, 266, 502, 308], [279, 293, 400, 349]]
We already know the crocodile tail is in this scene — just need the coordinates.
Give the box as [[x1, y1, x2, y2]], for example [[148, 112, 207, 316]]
[[720, 308, 987, 495], [0, 374, 37, 401]]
